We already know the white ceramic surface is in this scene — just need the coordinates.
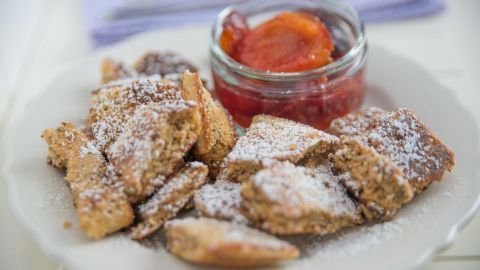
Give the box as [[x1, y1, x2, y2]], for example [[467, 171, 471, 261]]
[[1, 27, 479, 270]]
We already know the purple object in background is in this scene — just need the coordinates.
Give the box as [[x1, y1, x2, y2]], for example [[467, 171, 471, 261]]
[[84, 0, 444, 47], [350, 0, 445, 21]]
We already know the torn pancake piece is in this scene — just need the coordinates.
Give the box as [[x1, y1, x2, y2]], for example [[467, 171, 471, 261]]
[[108, 100, 199, 202], [223, 114, 338, 182], [182, 71, 237, 177], [89, 78, 182, 152], [329, 107, 455, 194], [165, 217, 299, 267], [127, 162, 208, 240], [134, 51, 197, 85], [42, 122, 133, 239], [329, 136, 414, 221], [365, 108, 455, 193], [241, 161, 363, 235]]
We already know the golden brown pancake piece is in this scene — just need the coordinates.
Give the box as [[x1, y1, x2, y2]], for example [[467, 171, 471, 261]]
[[223, 114, 338, 182], [89, 78, 182, 152], [127, 162, 208, 239], [365, 108, 455, 193], [107, 100, 199, 203], [165, 217, 299, 267], [182, 70, 237, 177], [42, 122, 133, 239], [242, 161, 364, 234], [330, 136, 414, 221]]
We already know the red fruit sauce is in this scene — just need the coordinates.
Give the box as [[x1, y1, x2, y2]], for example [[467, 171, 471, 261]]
[[214, 11, 365, 129]]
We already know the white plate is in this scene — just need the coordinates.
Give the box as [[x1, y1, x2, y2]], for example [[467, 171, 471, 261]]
[[2, 26, 480, 270]]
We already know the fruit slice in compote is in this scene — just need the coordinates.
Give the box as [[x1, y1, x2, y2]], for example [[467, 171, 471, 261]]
[[231, 12, 334, 72], [219, 11, 250, 55]]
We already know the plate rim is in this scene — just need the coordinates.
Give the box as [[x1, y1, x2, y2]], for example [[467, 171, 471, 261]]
[[1, 27, 480, 270]]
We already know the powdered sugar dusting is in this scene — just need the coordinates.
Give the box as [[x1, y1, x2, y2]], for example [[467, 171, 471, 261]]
[[337, 172, 361, 198], [366, 108, 454, 183], [94, 75, 161, 92], [79, 141, 102, 159], [329, 107, 385, 137], [107, 100, 197, 193], [137, 162, 207, 218], [299, 217, 408, 258], [188, 161, 205, 169], [226, 115, 337, 163], [90, 78, 182, 151], [138, 173, 193, 217], [64, 130, 75, 143], [251, 162, 360, 218], [38, 176, 72, 213], [194, 180, 248, 224]]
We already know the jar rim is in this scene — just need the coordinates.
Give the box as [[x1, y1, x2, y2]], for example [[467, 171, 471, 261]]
[[210, 0, 366, 82]]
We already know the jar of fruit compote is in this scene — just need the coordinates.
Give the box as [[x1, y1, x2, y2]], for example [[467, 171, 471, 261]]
[[210, 0, 367, 129]]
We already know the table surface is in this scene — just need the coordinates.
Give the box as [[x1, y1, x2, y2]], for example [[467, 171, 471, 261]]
[[0, 0, 479, 269]]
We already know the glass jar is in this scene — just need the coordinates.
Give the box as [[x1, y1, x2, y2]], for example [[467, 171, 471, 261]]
[[210, 0, 367, 130]]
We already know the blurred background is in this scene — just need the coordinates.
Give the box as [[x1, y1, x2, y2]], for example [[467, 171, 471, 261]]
[[0, 0, 479, 269]]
